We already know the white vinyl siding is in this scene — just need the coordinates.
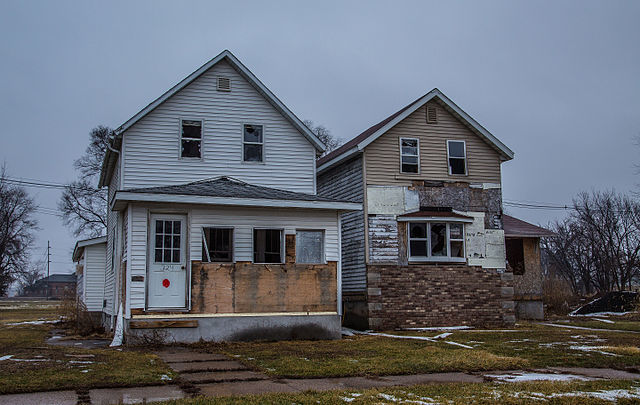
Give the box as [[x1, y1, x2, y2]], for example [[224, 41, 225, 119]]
[[83, 243, 107, 312], [104, 159, 120, 316], [129, 205, 148, 309], [121, 60, 316, 193]]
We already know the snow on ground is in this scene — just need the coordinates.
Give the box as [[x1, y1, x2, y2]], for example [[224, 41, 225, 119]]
[[0, 355, 13, 361], [570, 311, 633, 317], [592, 318, 616, 324], [5, 319, 59, 326], [539, 322, 639, 333], [518, 387, 640, 402], [568, 345, 618, 356], [404, 326, 472, 331], [378, 392, 440, 404], [485, 372, 591, 382], [362, 331, 474, 349]]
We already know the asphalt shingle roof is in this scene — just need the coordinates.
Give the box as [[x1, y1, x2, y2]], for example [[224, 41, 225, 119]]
[[503, 215, 555, 238], [123, 176, 356, 203]]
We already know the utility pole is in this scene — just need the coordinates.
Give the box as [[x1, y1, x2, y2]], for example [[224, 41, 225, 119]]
[[46, 241, 50, 300]]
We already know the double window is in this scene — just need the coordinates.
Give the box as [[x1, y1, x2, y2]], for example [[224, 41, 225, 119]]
[[202, 227, 233, 262], [181, 120, 202, 158], [408, 222, 465, 261], [243, 124, 264, 162], [400, 138, 419, 174], [447, 140, 467, 175]]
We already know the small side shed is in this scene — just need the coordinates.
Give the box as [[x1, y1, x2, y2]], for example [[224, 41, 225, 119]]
[[503, 215, 554, 320], [73, 236, 107, 315]]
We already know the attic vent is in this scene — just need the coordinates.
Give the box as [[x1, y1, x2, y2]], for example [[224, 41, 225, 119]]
[[217, 77, 231, 92], [426, 105, 437, 124]]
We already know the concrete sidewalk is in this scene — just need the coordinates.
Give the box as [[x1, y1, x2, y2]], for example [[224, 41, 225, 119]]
[[0, 366, 639, 405]]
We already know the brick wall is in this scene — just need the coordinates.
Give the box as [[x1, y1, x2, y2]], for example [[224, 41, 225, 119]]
[[367, 264, 515, 329]]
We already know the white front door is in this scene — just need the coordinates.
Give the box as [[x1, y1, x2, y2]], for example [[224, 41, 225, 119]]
[[148, 214, 187, 309]]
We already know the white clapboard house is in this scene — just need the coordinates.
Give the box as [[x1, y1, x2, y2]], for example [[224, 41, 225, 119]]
[[97, 50, 359, 342], [73, 236, 107, 318]]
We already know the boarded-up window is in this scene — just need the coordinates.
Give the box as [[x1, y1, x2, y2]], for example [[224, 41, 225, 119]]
[[181, 120, 202, 158], [254, 229, 282, 263], [296, 230, 324, 263], [506, 238, 525, 275], [202, 228, 233, 262]]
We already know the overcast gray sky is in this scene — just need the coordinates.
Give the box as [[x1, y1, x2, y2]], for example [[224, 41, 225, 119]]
[[1, 0, 639, 276]]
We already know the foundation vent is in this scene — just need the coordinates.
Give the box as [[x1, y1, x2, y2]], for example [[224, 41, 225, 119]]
[[217, 77, 231, 92], [426, 105, 437, 124]]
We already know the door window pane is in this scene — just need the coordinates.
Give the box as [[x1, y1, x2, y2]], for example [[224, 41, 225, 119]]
[[296, 230, 324, 263]]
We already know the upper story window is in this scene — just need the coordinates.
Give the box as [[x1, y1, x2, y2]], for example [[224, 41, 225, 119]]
[[181, 120, 202, 158], [408, 222, 465, 262], [400, 138, 419, 174], [254, 228, 282, 263], [243, 124, 264, 162], [447, 140, 467, 175]]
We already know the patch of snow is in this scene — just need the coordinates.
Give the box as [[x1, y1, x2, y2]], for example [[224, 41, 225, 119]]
[[6, 319, 59, 326], [0, 355, 14, 361], [404, 326, 472, 331], [592, 318, 615, 324], [80, 369, 91, 373], [10, 358, 49, 362], [340, 397, 356, 403], [432, 332, 452, 339], [569, 345, 618, 356], [485, 372, 591, 382], [160, 374, 172, 381], [539, 322, 639, 334], [377, 392, 439, 404], [69, 360, 94, 364], [341, 328, 355, 336], [362, 331, 474, 349]]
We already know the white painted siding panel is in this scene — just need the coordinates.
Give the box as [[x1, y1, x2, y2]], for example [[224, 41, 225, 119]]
[[84, 244, 106, 312], [104, 159, 121, 316], [129, 205, 147, 309], [122, 60, 316, 193]]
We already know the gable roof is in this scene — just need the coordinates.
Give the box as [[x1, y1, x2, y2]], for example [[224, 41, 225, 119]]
[[72, 236, 107, 262], [317, 88, 514, 173], [111, 176, 361, 211], [503, 215, 554, 238], [99, 50, 325, 187]]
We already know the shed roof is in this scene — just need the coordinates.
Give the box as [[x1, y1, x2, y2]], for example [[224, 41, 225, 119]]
[[503, 215, 554, 238]]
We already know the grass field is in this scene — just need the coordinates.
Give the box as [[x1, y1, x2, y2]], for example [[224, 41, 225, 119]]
[[0, 299, 175, 395]]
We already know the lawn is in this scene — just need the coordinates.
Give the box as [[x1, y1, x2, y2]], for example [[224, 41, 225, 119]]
[[0, 299, 175, 395], [199, 321, 640, 379], [158, 379, 640, 404]]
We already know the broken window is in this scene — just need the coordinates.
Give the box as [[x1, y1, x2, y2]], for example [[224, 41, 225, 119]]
[[181, 120, 202, 158], [253, 229, 282, 263], [202, 228, 233, 262], [296, 230, 324, 264], [408, 222, 465, 261], [243, 124, 264, 162], [506, 238, 525, 275], [400, 138, 419, 173], [447, 140, 467, 175]]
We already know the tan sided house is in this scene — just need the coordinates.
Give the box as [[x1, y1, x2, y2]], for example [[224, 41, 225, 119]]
[[97, 50, 359, 342], [317, 89, 548, 329]]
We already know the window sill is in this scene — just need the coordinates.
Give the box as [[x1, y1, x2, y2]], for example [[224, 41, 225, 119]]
[[408, 257, 467, 264]]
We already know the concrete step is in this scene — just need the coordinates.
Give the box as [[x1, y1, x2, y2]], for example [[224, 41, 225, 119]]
[[157, 352, 230, 363], [181, 370, 268, 383], [170, 360, 248, 373]]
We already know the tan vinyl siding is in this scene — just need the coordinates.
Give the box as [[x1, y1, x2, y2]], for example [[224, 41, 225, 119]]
[[364, 101, 502, 185]]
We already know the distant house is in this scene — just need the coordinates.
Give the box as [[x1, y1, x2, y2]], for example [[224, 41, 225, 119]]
[[22, 274, 77, 299], [96, 50, 359, 342], [317, 89, 547, 330], [503, 215, 554, 320], [73, 236, 107, 317]]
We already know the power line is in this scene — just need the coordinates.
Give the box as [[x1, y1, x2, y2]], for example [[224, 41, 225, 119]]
[[1, 176, 69, 190]]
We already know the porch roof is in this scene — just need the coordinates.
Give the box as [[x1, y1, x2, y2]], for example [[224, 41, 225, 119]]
[[111, 176, 361, 211], [503, 214, 555, 238]]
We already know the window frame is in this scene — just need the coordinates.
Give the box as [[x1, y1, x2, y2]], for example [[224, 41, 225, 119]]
[[295, 229, 326, 264], [407, 221, 466, 263], [179, 118, 204, 160], [446, 140, 467, 176], [242, 123, 265, 164], [399, 137, 420, 174], [201, 226, 235, 263], [252, 227, 284, 264]]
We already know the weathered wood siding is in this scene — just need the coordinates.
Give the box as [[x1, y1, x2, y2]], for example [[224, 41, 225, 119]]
[[317, 156, 366, 292], [368, 215, 399, 263], [364, 101, 502, 185], [121, 60, 316, 193], [83, 243, 106, 312]]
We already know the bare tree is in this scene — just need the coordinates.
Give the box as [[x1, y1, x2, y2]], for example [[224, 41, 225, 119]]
[[58, 126, 110, 237], [18, 259, 45, 296], [303, 120, 342, 157], [0, 165, 38, 295], [544, 190, 640, 294]]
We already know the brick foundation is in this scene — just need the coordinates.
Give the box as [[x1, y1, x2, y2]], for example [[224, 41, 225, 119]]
[[367, 264, 515, 329]]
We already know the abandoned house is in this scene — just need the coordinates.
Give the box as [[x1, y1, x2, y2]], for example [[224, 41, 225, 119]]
[[97, 50, 359, 342], [317, 88, 549, 330], [73, 236, 107, 318]]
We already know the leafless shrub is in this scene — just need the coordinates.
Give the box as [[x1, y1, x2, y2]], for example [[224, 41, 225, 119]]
[[59, 290, 103, 336], [128, 329, 173, 347], [543, 277, 580, 315]]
